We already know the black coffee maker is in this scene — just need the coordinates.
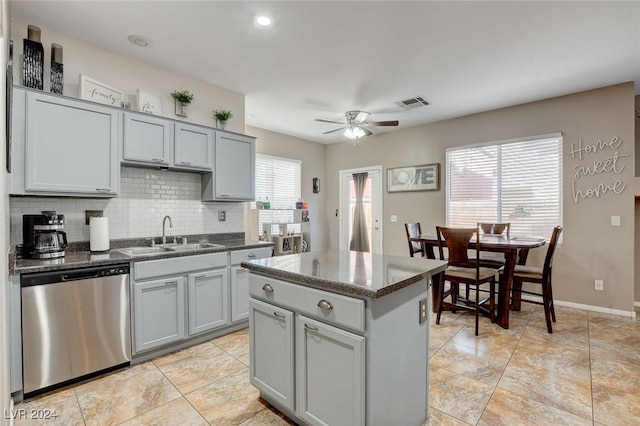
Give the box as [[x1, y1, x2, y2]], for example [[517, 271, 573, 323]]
[[22, 211, 67, 259]]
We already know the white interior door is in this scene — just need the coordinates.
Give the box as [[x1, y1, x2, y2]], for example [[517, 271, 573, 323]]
[[339, 166, 383, 253]]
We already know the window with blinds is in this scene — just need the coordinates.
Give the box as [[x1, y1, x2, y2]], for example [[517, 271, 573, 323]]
[[446, 134, 562, 239], [253, 154, 302, 236]]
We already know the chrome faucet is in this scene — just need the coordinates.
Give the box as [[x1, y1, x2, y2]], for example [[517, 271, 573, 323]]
[[162, 215, 173, 244]]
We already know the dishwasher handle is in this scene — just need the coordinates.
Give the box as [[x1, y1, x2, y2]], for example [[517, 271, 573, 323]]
[[61, 271, 101, 281]]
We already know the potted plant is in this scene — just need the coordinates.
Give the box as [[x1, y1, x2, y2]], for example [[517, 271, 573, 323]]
[[170, 89, 194, 117], [213, 109, 234, 130]]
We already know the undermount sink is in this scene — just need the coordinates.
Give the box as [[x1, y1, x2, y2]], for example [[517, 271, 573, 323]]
[[116, 246, 172, 256], [163, 242, 226, 251], [116, 242, 226, 256]]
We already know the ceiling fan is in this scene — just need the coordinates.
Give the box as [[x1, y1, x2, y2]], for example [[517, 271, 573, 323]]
[[315, 110, 399, 139]]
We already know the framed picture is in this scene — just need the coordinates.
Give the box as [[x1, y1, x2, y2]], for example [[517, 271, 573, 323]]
[[137, 89, 162, 115], [387, 163, 440, 192], [79, 75, 124, 107]]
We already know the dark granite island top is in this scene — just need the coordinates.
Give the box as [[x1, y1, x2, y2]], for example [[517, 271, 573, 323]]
[[242, 249, 447, 299]]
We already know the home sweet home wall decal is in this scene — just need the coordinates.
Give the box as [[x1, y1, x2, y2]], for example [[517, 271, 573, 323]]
[[568, 137, 628, 203]]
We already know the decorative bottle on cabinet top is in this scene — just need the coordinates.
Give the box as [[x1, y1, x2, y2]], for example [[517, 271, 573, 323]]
[[50, 43, 63, 94], [23, 25, 44, 90]]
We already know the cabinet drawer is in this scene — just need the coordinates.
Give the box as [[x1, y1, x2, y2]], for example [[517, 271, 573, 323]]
[[135, 252, 227, 280], [249, 274, 365, 332], [230, 247, 272, 265]]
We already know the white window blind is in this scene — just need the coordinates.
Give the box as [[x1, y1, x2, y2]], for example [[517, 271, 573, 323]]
[[253, 154, 302, 236], [446, 134, 562, 239]]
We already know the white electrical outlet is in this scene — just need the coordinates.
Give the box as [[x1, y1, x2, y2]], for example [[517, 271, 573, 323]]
[[595, 280, 604, 291], [611, 216, 621, 227], [390, 215, 398, 223]]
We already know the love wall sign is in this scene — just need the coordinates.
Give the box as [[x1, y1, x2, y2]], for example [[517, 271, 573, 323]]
[[568, 137, 628, 203]]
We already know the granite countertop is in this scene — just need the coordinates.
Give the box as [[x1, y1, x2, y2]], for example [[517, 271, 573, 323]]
[[11, 234, 274, 275], [242, 250, 447, 299]]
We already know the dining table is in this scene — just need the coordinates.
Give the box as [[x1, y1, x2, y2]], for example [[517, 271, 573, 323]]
[[410, 233, 546, 329]]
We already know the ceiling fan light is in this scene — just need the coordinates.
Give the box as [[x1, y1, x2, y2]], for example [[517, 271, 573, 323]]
[[344, 125, 365, 139]]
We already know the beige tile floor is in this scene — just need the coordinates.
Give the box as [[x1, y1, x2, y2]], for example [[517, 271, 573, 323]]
[[15, 305, 640, 425]]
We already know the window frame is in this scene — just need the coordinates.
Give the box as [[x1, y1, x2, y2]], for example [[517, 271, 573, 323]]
[[445, 132, 563, 240]]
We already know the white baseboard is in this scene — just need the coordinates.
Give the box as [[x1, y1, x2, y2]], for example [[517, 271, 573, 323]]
[[521, 295, 636, 318], [554, 299, 636, 318]]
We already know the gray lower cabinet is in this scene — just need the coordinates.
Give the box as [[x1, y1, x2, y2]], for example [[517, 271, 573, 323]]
[[132, 252, 229, 354], [249, 298, 295, 411], [230, 266, 251, 322], [187, 268, 228, 335], [123, 112, 172, 166], [230, 247, 273, 322], [296, 315, 365, 426], [249, 272, 429, 425], [202, 132, 256, 201], [11, 88, 119, 196], [133, 276, 186, 352], [249, 287, 365, 426], [174, 123, 213, 171]]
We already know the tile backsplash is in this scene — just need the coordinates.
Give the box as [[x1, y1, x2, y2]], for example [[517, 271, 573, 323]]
[[10, 167, 245, 244]]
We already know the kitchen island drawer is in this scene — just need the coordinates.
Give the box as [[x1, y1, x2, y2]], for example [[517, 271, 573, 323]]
[[249, 274, 365, 332], [230, 247, 272, 265], [135, 252, 227, 281]]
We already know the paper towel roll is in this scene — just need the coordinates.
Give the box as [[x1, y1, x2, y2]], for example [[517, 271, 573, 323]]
[[90, 217, 110, 252]]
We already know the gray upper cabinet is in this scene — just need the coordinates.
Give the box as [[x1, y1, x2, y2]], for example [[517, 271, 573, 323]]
[[123, 112, 172, 166], [174, 123, 213, 171], [12, 89, 119, 196], [202, 132, 256, 201]]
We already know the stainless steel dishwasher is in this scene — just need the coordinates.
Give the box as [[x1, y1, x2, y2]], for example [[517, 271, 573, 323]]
[[21, 264, 131, 395]]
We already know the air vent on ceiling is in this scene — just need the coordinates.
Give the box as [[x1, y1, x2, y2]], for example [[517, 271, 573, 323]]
[[395, 96, 430, 110]]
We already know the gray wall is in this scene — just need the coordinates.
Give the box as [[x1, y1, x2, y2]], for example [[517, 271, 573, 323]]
[[247, 125, 329, 250], [327, 82, 636, 313]]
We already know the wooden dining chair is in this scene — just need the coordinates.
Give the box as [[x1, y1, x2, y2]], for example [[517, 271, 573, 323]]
[[509, 226, 562, 333], [404, 222, 426, 257], [435, 225, 496, 336]]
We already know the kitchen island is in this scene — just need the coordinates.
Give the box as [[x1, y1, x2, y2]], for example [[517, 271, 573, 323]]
[[242, 250, 447, 426]]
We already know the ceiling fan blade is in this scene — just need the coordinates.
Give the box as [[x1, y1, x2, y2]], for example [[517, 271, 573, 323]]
[[315, 119, 346, 125], [323, 126, 347, 134], [362, 127, 373, 136], [366, 120, 399, 127]]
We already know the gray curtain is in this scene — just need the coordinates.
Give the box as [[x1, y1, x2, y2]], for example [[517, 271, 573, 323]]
[[350, 172, 370, 252]]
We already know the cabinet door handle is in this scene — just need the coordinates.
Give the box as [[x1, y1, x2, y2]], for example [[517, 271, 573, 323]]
[[219, 194, 230, 198], [304, 324, 318, 331], [194, 275, 206, 279], [152, 158, 166, 163], [247, 253, 256, 258], [273, 311, 285, 318], [262, 284, 274, 293], [165, 280, 178, 285], [317, 300, 333, 310], [177, 161, 192, 166], [95, 188, 111, 193]]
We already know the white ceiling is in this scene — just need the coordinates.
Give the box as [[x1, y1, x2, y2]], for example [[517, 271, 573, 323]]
[[10, 1, 640, 144]]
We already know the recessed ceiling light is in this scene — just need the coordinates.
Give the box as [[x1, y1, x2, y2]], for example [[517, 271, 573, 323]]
[[254, 14, 273, 27], [128, 35, 152, 47]]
